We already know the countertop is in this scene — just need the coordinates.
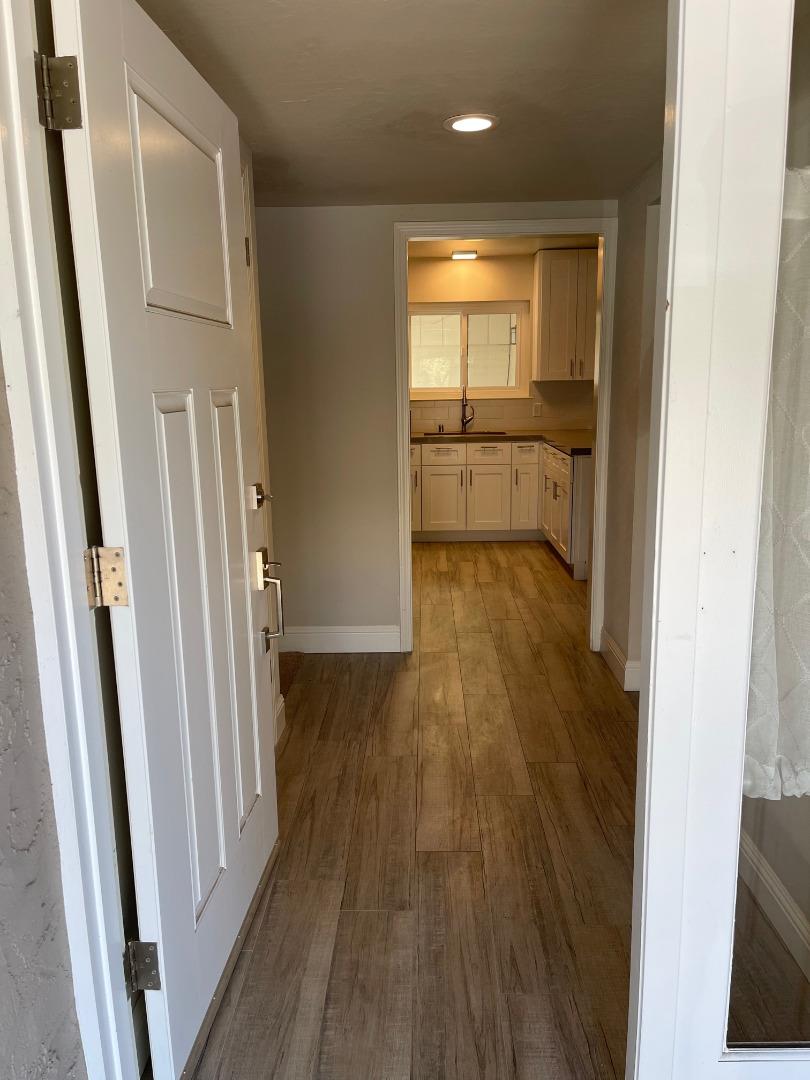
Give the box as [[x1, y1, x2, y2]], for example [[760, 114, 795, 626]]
[[411, 428, 593, 456]]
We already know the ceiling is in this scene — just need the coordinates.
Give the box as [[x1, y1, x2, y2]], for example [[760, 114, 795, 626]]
[[138, 0, 667, 207], [408, 235, 599, 258]]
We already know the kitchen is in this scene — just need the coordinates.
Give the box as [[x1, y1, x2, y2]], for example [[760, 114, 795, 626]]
[[408, 235, 599, 583]]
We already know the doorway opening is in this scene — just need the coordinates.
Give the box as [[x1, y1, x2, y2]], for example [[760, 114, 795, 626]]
[[394, 219, 618, 658]]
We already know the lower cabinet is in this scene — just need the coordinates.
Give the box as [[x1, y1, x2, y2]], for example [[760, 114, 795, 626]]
[[421, 465, 466, 531], [411, 465, 421, 530], [511, 462, 539, 530], [467, 464, 511, 530]]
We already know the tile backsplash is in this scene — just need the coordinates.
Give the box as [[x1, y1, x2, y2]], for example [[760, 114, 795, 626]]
[[410, 381, 593, 434]]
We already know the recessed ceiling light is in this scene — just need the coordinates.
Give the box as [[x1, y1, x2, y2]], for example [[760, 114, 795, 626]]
[[444, 113, 498, 133], [451, 250, 478, 260]]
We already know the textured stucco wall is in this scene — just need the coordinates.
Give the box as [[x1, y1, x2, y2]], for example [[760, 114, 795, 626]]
[[0, 357, 87, 1078]]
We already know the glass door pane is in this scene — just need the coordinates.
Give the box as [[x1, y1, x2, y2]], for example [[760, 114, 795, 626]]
[[727, 1, 810, 1047]]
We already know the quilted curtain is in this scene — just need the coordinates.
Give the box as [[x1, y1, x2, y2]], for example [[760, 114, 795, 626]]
[[745, 168, 810, 798]]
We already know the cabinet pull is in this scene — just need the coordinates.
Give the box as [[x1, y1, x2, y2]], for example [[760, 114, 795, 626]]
[[468, 468, 472, 486], [552, 481, 558, 500], [414, 470, 418, 490], [461, 469, 464, 487], [569, 358, 574, 377], [515, 468, 518, 486], [579, 358, 584, 377]]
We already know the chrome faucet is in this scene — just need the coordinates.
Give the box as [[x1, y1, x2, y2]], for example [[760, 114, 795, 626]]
[[461, 386, 475, 433]]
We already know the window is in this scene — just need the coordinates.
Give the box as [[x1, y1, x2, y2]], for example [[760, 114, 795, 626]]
[[408, 301, 530, 399]]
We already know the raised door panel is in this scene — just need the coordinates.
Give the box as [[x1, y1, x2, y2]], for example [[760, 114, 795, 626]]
[[411, 466, 422, 530], [511, 462, 539, 530], [467, 464, 511, 530], [556, 481, 571, 560], [539, 250, 579, 381], [575, 249, 598, 380], [422, 465, 465, 530]]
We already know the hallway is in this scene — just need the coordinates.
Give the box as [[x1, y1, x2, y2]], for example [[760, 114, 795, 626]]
[[196, 540, 638, 1079]]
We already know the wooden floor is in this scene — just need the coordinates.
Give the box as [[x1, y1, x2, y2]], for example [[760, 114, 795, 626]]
[[193, 538, 808, 1078]]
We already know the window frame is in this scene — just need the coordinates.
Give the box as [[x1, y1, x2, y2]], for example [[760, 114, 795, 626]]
[[408, 300, 531, 400]]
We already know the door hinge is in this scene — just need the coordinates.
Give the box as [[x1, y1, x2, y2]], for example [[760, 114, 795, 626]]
[[34, 53, 82, 131], [84, 546, 129, 609], [123, 940, 161, 996], [244, 235, 251, 266]]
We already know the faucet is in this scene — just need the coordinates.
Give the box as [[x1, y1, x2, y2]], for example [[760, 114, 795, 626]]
[[461, 386, 475, 433]]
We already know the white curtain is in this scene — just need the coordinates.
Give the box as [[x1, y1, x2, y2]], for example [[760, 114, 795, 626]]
[[745, 167, 810, 799]]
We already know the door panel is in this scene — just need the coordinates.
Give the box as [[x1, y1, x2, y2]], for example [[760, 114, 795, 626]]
[[576, 249, 598, 380], [511, 462, 539, 529], [53, 0, 278, 1073], [540, 249, 578, 380], [422, 465, 465, 530], [467, 464, 511, 530], [411, 466, 422, 530]]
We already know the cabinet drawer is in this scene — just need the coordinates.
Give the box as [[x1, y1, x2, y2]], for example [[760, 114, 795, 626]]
[[511, 441, 540, 464], [543, 445, 571, 478], [467, 441, 510, 464], [410, 444, 421, 465], [422, 442, 467, 465]]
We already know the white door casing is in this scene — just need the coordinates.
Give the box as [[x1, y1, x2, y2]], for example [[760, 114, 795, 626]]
[[51, 0, 278, 1074], [629, 0, 810, 1076]]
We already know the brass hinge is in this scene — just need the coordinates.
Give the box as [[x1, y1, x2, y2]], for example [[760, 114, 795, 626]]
[[123, 940, 161, 997], [244, 235, 251, 266], [84, 546, 129, 609], [34, 53, 82, 131]]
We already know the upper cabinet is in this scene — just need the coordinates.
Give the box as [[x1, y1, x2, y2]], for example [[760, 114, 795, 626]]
[[532, 248, 598, 381]]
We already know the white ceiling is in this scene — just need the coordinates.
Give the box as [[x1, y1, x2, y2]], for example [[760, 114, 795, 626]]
[[139, 0, 667, 207], [408, 235, 599, 258]]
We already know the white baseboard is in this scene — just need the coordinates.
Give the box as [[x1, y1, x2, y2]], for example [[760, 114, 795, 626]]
[[273, 694, 286, 746], [600, 629, 641, 692], [278, 624, 401, 653], [739, 830, 810, 983]]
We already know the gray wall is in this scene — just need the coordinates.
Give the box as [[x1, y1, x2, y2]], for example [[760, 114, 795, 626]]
[[0, 357, 87, 1078], [257, 199, 616, 633], [602, 160, 662, 661]]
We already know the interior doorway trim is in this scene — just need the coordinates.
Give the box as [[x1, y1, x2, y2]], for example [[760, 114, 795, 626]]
[[393, 216, 619, 653]]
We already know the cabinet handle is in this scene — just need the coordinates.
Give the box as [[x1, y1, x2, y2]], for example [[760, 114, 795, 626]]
[[579, 358, 584, 377], [414, 470, 418, 490], [461, 470, 464, 487], [570, 358, 574, 377], [515, 468, 518, 486], [468, 468, 472, 486], [552, 481, 558, 500]]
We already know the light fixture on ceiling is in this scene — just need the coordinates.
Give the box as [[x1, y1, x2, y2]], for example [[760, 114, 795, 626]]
[[443, 113, 498, 133], [451, 250, 478, 261]]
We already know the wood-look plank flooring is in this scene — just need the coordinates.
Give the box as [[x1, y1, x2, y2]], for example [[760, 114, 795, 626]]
[[195, 540, 805, 1079]]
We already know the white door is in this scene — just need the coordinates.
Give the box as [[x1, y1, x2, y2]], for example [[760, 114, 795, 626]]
[[511, 462, 539, 530], [575, 249, 598, 380], [422, 465, 465, 530], [539, 249, 578, 380], [411, 466, 422, 530], [631, 1, 810, 1077], [52, 0, 278, 1074], [467, 464, 511, 530]]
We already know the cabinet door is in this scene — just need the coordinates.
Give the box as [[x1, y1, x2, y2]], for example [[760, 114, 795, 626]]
[[538, 249, 579, 380], [540, 464, 554, 534], [511, 462, 539, 529], [555, 480, 571, 560], [422, 465, 466, 531], [467, 465, 511, 530], [411, 466, 421, 531], [575, 249, 598, 380]]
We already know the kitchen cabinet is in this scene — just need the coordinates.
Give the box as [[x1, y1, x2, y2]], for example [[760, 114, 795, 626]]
[[532, 248, 598, 382], [411, 465, 421, 530], [421, 465, 466, 531], [511, 462, 539, 530], [541, 444, 593, 578], [467, 464, 511, 530]]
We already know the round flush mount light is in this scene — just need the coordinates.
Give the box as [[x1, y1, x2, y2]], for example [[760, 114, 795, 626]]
[[443, 113, 499, 133]]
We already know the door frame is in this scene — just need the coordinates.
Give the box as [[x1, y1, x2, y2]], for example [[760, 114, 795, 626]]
[[0, 1, 139, 1075], [629, 0, 810, 1075], [393, 216, 619, 653]]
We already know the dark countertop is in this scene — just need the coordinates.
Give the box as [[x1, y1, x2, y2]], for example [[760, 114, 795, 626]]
[[411, 428, 593, 456]]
